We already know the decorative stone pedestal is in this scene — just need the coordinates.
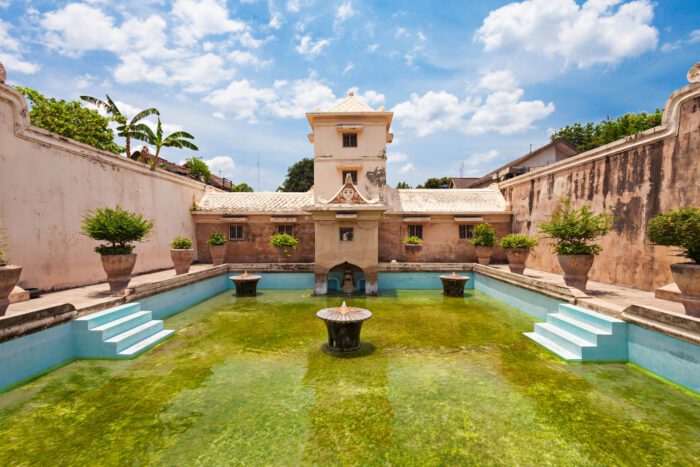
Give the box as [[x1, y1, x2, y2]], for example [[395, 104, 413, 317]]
[[229, 271, 262, 297], [439, 272, 470, 297], [316, 301, 372, 352]]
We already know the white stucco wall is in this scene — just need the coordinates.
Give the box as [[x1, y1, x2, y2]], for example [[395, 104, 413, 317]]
[[0, 84, 209, 290]]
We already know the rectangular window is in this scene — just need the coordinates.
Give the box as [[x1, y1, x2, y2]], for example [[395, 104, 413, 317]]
[[277, 224, 293, 236], [342, 133, 357, 147], [229, 224, 244, 240], [339, 227, 354, 241], [408, 225, 423, 239], [342, 170, 358, 184], [459, 225, 474, 239]]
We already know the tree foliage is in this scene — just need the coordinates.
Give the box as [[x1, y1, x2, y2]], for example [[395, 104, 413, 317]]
[[185, 156, 212, 182], [417, 177, 451, 189], [499, 233, 538, 249], [647, 207, 700, 263], [17, 87, 122, 154], [81, 206, 154, 255], [207, 230, 227, 246], [80, 94, 158, 158], [539, 198, 612, 255], [278, 158, 314, 192], [270, 233, 298, 256], [470, 223, 496, 247], [131, 117, 198, 170], [170, 236, 193, 249], [232, 182, 254, 192], [396, 181, 412, 189], [403, 236, 422, 245], [550, 110, 662, 153]]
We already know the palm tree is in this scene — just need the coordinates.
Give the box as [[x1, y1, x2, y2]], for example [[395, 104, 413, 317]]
[[131, 117, 199, 170], [80, 94, 159, 158]]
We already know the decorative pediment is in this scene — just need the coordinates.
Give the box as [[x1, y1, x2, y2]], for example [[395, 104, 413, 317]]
[[322, 173, 377, 205]]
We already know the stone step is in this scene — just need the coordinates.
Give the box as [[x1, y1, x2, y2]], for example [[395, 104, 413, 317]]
[[106, 320, 164, 352], [91, 311, 152, 340], [624, 304, 700, 334], [547, 312, 608, 342], [558, 303, 624, 333], [118, 329, 174, 357], [534, 322, 595, 358], [524, 332, 581, 361], [75, 303, 141, 329]]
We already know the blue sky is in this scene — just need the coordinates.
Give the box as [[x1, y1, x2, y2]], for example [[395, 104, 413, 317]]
[[1, 0, 698, 190]]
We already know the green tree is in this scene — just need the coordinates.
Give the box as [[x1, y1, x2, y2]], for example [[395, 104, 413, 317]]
[[539, 198, 613, 255], [80, 94, 159, 158], [16, 87, 122, 154], [232, 182, 254, 192], [81, 206, 154, 255], [396, 181, 412, 189], [185, 156, 212, 182], [551, 109, 662, 153], [278, 158, 314, 192], [131, 117, 199, 170], [417, 177, 451, 189]]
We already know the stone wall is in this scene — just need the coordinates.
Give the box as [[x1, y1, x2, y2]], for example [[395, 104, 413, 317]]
[[0, 84, 210, 290], [194, 216, 315, 263], [501, 82, 700, 291]]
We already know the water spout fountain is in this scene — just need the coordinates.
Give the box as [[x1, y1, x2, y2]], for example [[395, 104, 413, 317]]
[[229, 271, 262, 297], [439, 271, 470, 297], [316, 301, 372, 352]]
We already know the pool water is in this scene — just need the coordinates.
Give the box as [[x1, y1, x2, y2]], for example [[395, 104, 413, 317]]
[[0, 290, 698, 465]]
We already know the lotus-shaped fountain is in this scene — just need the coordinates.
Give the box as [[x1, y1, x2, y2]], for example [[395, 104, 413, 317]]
[[316, 301, 372, 352], [439, 271, 470, 297], [229, 271, 262, 297]]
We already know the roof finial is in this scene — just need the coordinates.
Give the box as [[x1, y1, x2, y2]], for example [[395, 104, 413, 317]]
[[688, 62, 700, 84], [344, 172, 354, 184], [0, 61, 6, 84], [348, 89, 355, 96]]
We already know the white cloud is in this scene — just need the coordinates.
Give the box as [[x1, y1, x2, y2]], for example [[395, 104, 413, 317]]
[[0, 20, 39, 74], [172, 0, 247, 46], [266, 76, 336, 118], [229, 50, 269, 68], [335, 1, 355, 25], [467, 89, 555, 134], [392, 91, 478, 136], [0, 1, 9, 8], [475, 0, 658, 68], [689, 29, 700, 44], [387, 152, 408, 163], [204, 155, 236, 178], [204, 79, 277, 120], [395, 27, 409, 39], [461, 150, 499, 176], [296, 35, 330, 57], [399, 162, 415, 174], [478, 69, 518, 91], [343, 63, 354, 75], [359, 89, 386, 107], [367, 43, 379, 53], [660, 41, 681, 53], [212, 111, 226, 120]]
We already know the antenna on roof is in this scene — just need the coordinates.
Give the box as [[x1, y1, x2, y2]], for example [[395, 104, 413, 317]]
[[459, 162, 464, 178], [529, 144, 532, 153], [257, 154, 261, 192]]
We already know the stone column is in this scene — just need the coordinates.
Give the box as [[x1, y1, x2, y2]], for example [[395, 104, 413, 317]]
[[314, 271, 328, 296], [364, 269, 379, 296]]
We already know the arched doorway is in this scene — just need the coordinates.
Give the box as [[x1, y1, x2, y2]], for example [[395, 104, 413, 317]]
[[328, 262, 365, 293]]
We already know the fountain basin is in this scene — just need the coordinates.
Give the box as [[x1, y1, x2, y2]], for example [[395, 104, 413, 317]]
[[316, 302, 372, 352], [439, 272, 470, 297], [229, 271, 262, 297]]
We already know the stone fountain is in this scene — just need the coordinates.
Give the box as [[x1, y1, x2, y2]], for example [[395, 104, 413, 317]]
[[229, 271, 262, 297], [316, 301, 372, 352], [439, 272, 470, 297]]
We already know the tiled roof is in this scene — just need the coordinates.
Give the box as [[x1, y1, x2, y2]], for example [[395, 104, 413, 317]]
[[327, 94, 376, 113], [196, 192, 313, 213], [388, 188, 508, 214]]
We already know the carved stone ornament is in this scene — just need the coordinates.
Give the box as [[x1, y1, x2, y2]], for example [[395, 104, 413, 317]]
[[0, 62, 6, 84], [688, 63, 700, 84]]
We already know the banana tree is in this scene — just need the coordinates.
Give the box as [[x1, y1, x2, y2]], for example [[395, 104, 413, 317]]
[[80, 94, 159, 158], [131, 118, 199, 170]]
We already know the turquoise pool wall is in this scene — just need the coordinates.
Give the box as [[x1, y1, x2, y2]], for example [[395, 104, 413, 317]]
[[0, 271, 699, 394]]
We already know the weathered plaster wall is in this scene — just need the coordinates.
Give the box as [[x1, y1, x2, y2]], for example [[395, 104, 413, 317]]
[[0, 84, 209, 290], [378, 215, 511, 263], [194, 216, 315, 263], [502, 83, 700, 291]]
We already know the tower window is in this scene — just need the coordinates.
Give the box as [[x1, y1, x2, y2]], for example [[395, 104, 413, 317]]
[[342, 170, 358, 184], [343, 133, 358, 147], [408, 225, 423, 239], [459, 225, 474, 239]]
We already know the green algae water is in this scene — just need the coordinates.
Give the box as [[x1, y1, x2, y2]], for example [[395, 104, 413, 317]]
[[0, 289, 698, 466]]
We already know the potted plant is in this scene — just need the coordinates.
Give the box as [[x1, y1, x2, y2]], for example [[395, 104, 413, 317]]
[[471, 223, 496, 265], [0, 224, 21, 316], [647, 207, 700, 316], [403, 236, 422, 262], [539, 198, 612, 291], [270, 233, 298, 258], [81, 206, 154, 296], [207, 230, 227, 266], [170, 236, 194, 275], [499, 234, 538, 274]]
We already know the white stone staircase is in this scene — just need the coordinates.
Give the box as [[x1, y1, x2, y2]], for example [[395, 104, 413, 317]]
[[74, 303, 174, 359], [525, 303, 628, 362]]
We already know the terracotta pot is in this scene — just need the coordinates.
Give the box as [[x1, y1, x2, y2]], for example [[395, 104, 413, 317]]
[[475, 246, 493, 265], [557, 254, 594, 290], [404, 244, 422, 262], [170, 249, 194, 275], [670, 262, 700, 317], [505, 248, 530, 274], [0, 265, 22, 316], [210, 244, 226, 266], [100, 254, 137, 296]]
